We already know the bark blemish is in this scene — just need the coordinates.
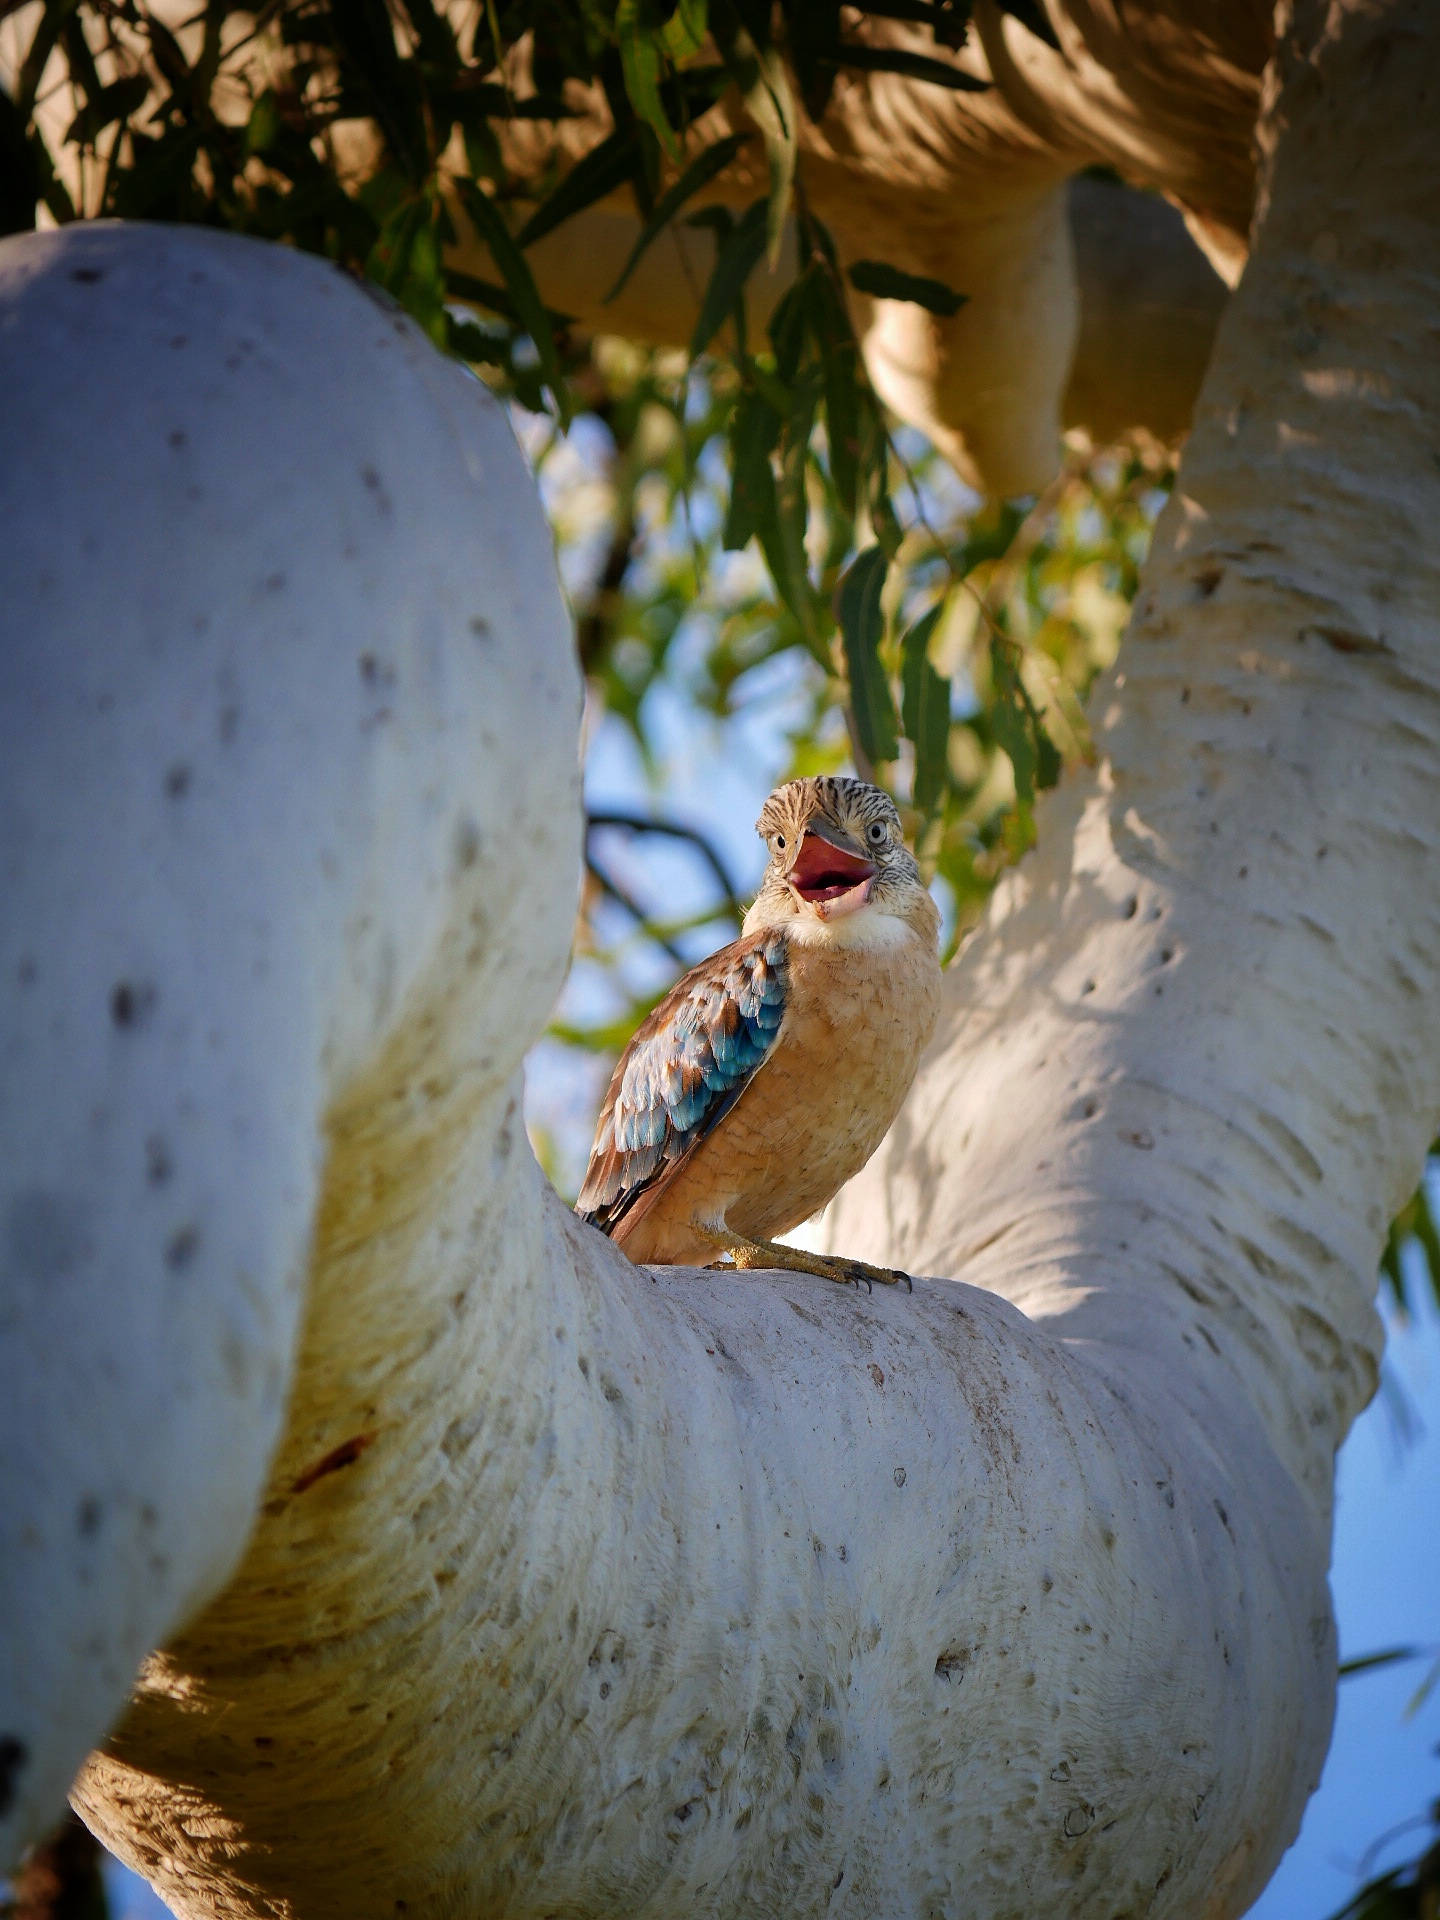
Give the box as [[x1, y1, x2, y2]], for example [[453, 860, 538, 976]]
[[111, 979, 157, 1028], [0, 1736, 28, 1816], [292, 1432, 376, 1493]]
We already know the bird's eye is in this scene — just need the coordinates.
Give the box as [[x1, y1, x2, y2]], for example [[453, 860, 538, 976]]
[[775, 833, 786, 851], [867, 821, 888, 845]]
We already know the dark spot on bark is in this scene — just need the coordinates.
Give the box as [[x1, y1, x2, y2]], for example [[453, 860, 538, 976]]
[[146, 1136, 173, 1186], [292, 1431, 375, 1493], [1194, 568, 1223, 599], [868, 1363, 884, 1388], [77, 1495, 102, 1536], [838, 1544, 847, 1561], [1159, 947, 1174, 964], [165, 763, 192, 799], [833, 1869, 844, 1890], [1157, 1480, 1175, 1507], [1063, 1804, 1095, 1838], [454, 817, 480, 871], [1121, 1129, 1154, 1150], [1123, 895, 1138, 919], [166, 1224, 200, 1270], [577, 1355, 590, 1379], [168, 429, 186, 449], [0, 1736, 28, 1815], [254, 1736, 274, 1748], [892, 1466, 906, 1488], [219, 703, 240, 744], [935, 1648, 969, 1683], [602, 1380, 623, 1403], [71, 267, 104, 284], [111, 979, 156, 1027], [1155, 1868, 1173, 1892], [170, 335, 188, 349], [470, 616, 491, 639], [1082, 1098, 1099, 1118], [1180, 686, 1190, 703], [17, 955, 37, 986], [264, 572, 285, 593], [1081, 978, 1095, 995]]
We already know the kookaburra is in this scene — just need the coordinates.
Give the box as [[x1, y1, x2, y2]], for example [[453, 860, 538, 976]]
[[575, 776, 942, 1288]]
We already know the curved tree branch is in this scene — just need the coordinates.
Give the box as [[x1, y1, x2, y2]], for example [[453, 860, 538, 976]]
[[1, 6, 1437, 1920]]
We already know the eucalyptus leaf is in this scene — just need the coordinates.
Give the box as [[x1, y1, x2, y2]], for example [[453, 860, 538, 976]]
[[848, 258, 967, 317], [901, 605, 951, 815], [604, 132, 753, 304], [515, 129, 640, 251], [454, 177, 570, 420], [724, 389, 782, 550], [689, 199, 768, 359], [838, 547, 899, 764], [832, 44, 990, 91], [618, 0, 679, 159]]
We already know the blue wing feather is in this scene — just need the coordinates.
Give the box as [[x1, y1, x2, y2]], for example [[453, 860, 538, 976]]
[[575, 928, 789, 1237]]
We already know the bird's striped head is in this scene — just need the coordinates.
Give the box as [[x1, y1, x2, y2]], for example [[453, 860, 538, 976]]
[[746, 776, 937, 945]]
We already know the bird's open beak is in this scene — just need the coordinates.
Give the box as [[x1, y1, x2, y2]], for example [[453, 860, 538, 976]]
[[787, 824, 876, 920]]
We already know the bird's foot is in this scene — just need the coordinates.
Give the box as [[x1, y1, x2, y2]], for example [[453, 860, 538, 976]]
[[695, 1226, 912, 1294]]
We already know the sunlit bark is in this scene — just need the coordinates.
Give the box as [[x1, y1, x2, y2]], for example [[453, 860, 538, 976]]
[[1, 4, 1437, 1918]]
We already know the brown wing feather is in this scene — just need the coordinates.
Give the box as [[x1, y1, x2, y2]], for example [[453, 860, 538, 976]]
[[574, 927, 789, 1241]]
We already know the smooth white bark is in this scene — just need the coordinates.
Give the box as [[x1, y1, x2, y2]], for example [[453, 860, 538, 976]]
[[1, 2, 1436, 1914], [0, 222, 580, 1857]]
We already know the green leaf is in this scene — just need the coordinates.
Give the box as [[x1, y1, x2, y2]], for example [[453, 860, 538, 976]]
[[901, 605, 951, 815], [784, 0, 842, 120], [604, 131, 752, 304], [446, 267, 576, 330], [769, 372, 824, 652], [809, 273, 862, 515], [767, 272, 810, 384], [617, 0, 679, 160], [847, 258, 967, 317], [831, 44, 990, 90], [515, 128, 640, 250], [723, 388, 782, 550], [689, 198, 767, 358], [1337, 1646, 1423, 1679], [719, 24, 795, 267], [838, 547, 899, 764], [659, 0, 709, 59], [990, 640, 1059, 804], [453, 177, 570, 421], [990, 642, 1036, 805]]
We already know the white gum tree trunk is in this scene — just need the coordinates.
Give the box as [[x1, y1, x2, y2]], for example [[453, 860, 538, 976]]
[[1, 2, 1437, 1917]]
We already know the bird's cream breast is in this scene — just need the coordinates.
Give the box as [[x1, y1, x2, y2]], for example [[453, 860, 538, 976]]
[[619, 906, 941, 1264]]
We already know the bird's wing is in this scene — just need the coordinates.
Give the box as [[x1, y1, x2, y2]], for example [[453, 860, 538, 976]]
[[574, 928, 789, 1241]]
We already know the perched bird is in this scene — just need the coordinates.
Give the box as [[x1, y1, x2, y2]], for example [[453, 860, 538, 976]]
[[575, 776, 942, 1288]]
